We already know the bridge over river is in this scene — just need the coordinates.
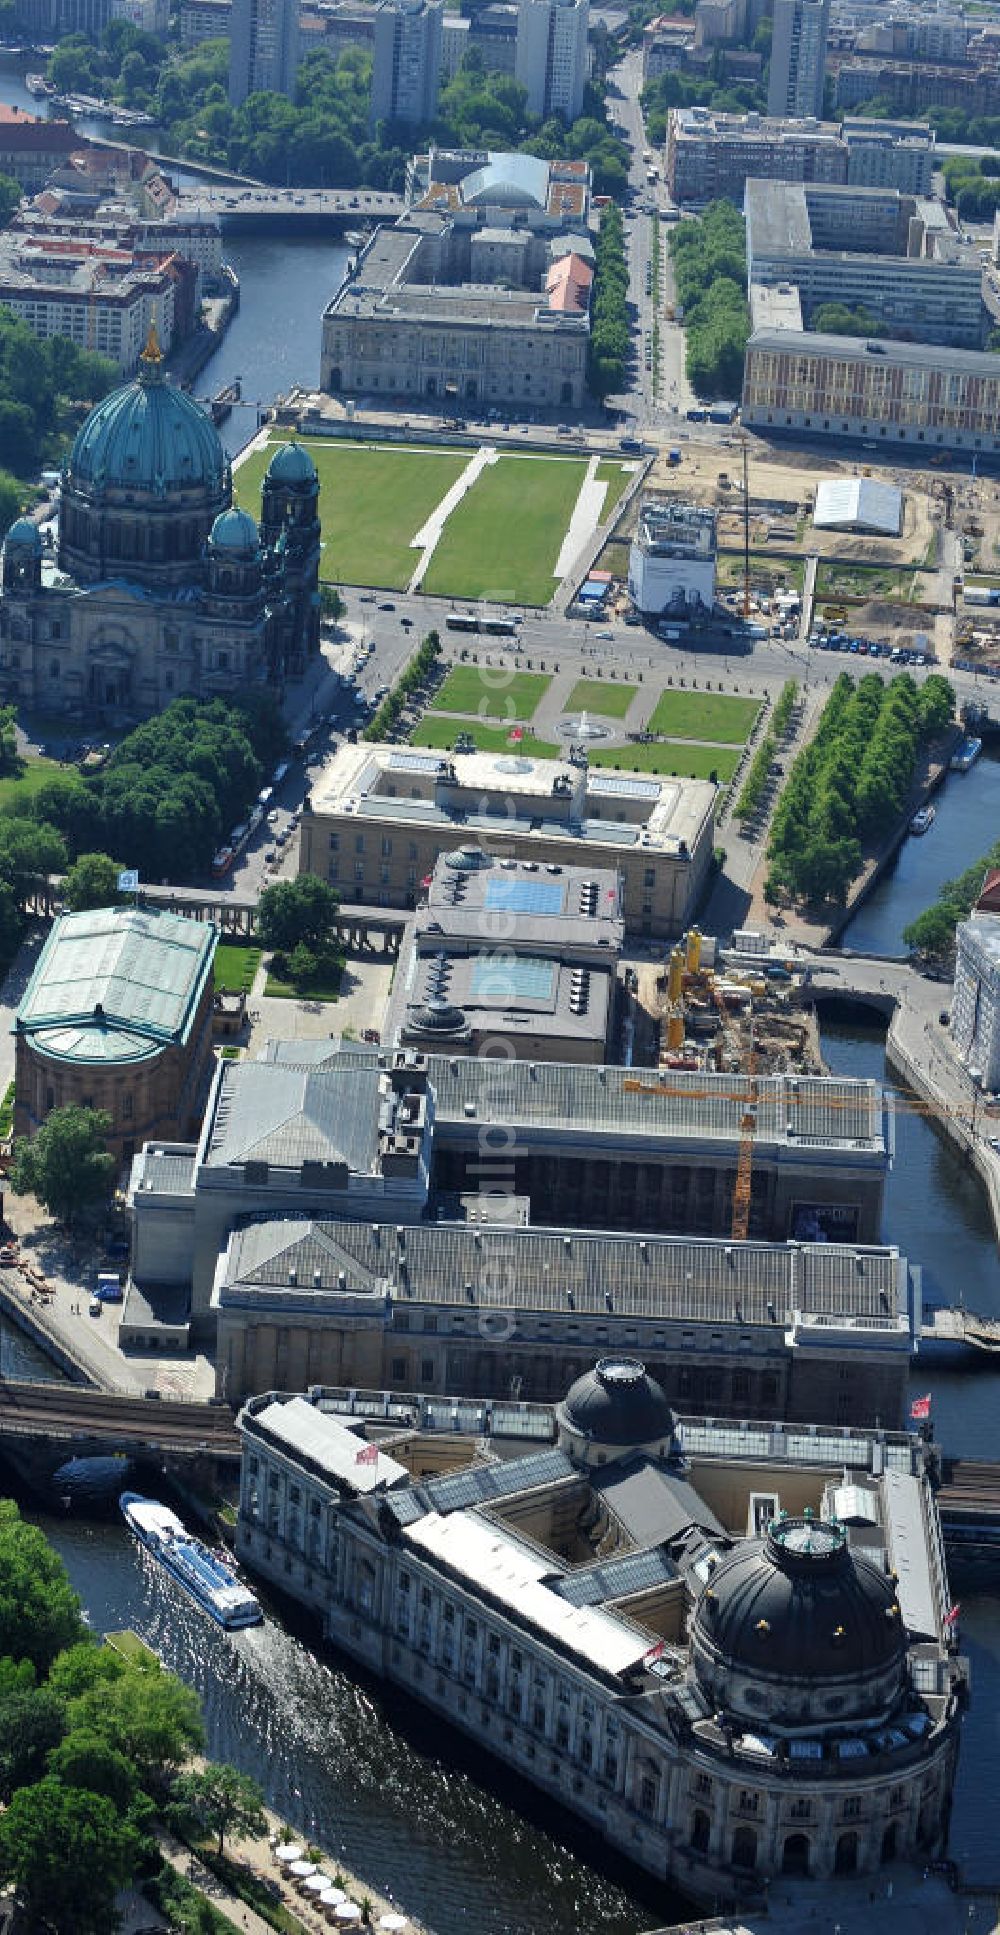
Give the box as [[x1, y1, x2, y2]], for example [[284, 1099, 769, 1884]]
[[0, 1380, 240, 1465], [172, 186, 403, 232]]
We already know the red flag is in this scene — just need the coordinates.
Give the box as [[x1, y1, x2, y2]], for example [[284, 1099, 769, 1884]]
[[355, 1442, 379, 1466], [943, 1604, 961, 1627], [910, 1394, 931, 1421], [643, 1638, 666, 1666], [509, 726, 523, 742]]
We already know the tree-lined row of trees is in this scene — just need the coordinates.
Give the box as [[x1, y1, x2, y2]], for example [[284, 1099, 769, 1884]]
[[668, 200, 750, 400], [588, 201, 629, 398], [364, 630, 442, 740], [766, 671, 954, 906]]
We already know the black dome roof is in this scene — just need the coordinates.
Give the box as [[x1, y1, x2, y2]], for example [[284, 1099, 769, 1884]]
[[559, 1358, 674, 1447], [413, 1000, 467, 1032], [693, 1516, 906, 1686]]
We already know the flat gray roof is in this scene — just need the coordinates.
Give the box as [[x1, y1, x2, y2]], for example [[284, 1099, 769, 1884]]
[[747, 327, 1000, 375]]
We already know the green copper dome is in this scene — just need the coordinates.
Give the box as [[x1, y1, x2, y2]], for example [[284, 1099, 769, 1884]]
[[3, 517, 42, 552], [67, 329, 227, 500], [267, 441, 317, 488], [210, 507, 260, 555]]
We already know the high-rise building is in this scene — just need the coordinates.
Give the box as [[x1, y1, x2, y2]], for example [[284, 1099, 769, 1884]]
[[515, 0, 589, 122], [228, 0, 301, 106], [370, 0, 443, 130], [767, 0, 830, 118]]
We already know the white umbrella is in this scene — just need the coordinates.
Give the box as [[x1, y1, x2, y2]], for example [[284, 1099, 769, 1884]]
[[275, 1843, 303, 1864], [290, 1859, 318, 1879], [380, 1917, 408, 1932], [320, 1887, 348, 1907], [305, 1873, 335, 1894], [335, 1907, 362, 1925]]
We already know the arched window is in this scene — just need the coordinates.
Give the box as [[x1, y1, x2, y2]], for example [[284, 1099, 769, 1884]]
[[732, 1825, 757, 1871], [835, 1831, 858, 1875], [782, 1833, 810, 1876]]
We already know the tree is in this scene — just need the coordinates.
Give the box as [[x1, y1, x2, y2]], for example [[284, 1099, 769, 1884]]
[[319, 583, 344, 621], [0, 1502, 86, 1675], [258, 874, 339, 953], [288, 941, 318, 989], [172, 1763, 267, 1857], [10, 1105, 116, 1226], [0, 173, 20, 228], [70, 1661, 204, 1787], [48, 1729, 140, 1811], [63, 852, 126, 912], [0, 1686, 66, 1801], [0, 468, 23, 541], [0, 1777, 139, 1935]]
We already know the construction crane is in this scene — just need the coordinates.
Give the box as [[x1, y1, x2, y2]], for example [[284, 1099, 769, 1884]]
[[731, 1037, 758, 1243], [619, 1074, 989, 1129]]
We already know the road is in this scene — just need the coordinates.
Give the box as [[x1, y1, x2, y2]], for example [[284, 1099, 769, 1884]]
[[604, 51, 693, 431]]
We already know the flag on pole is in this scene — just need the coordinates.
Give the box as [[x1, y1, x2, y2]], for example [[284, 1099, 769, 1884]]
[[355, 1442, 379, 1467], [643, 1638, 666, 1667], [910, 1393, 932, 1421], [943, 1604, 961, 1627], [117, 869, 139, 894], [509, 726, 524, 743]]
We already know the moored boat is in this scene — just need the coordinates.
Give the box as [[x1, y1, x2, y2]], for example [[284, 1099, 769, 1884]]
[[910, 805, 936, 835], [120, 1492, 262, 1629], [950, 736, 983, 772]]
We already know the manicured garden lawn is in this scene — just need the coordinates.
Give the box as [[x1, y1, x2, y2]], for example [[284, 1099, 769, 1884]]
[[647, 691, 760, 744], [233, 439, 467, 590], [589, 742, 740, 782], [421, 455, 588, 605], [411, 716, 559, 757], [432, 666, 551, 720], [565, 678, 637, 719], [0, 754, 62, 812], [213, 943, 261, 993], [595, 460, 634, 521]]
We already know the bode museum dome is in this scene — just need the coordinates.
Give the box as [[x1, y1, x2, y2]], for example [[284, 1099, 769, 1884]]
[[0, 327, 321, 721]]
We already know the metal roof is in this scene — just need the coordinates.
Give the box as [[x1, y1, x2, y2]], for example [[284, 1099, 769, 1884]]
[[16, 906, 216, 1065], [403, 1510, 651, 1677], [204, 1061, 382, 1171], [428, 1058, 884, 1152], [814, 477, 902, 535], [252, 1395, 408, 1492], [553, 1545, 679, 1607], [594, 1460, 725, 1547], [221, 1214, 909, 1328], [461, 152, 550, 208]]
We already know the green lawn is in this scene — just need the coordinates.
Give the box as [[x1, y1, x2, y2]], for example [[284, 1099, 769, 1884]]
[[0, 754, 63, 812], [411, 716, 558, 757], [432, 666, 551, 720], [233, 439, 467, 590], [565, 678, 637, 719], [213, 943, 261, 993], [421, 455, 588, 605], [815, 560, 926, 603], [595, 460, 635, 522], [589, 742, 739, 782], [647, 691, 760, 744]]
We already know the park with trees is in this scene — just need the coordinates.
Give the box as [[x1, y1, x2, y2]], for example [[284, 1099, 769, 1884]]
[[0, 1499, 273, 1934], [667, 201, 750, 400], [765, 671, 955, 908]]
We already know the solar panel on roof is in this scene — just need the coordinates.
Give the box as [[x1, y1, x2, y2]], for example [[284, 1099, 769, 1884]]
[[470, 955, 555, 1003], [387, 751, 444, 774], [555, 1547, 676, 1606], [425, 1448, 572, 1514], [483, 878, 565, 915], [588, 774, 661, 802]]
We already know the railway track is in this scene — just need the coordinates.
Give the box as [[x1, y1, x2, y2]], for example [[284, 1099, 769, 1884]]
[[0, 1380, 240, 1457]]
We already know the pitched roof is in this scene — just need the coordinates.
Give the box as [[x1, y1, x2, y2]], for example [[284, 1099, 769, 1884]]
[[16, 906, 216, 1066], [975, 867, 1000, 913]]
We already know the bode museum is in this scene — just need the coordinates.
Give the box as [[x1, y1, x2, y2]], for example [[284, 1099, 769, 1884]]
[[236, 1357, 968, 1912], [0, 328, 321, 720]]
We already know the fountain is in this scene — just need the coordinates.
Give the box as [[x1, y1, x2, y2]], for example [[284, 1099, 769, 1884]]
[[556, 707, 610, 742]]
